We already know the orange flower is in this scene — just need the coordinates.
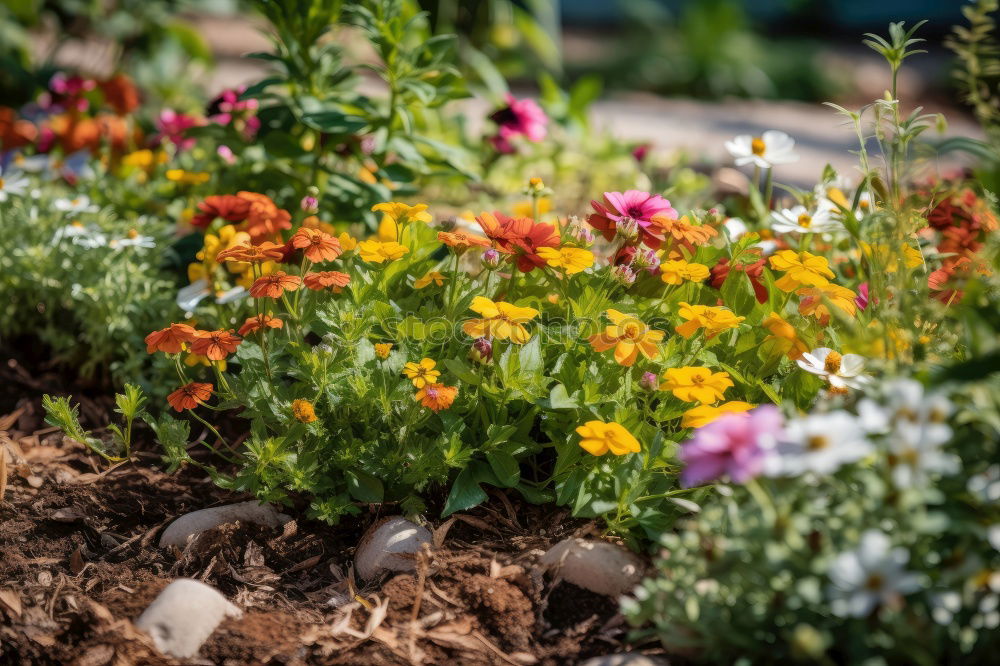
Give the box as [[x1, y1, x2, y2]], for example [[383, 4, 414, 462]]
[[438, 230, 491, 253], [249, 272, 301, 298], [216, 241, 285, 264], [414, 383, 458, 412], [587, 309, 664, 366], [238, 191, 292, 241], [167, 382, 213, 412], [144, 323, 196, 354], [191, 194, 251, 228], [190, 329, 242, 361], [476, 211, 560, 272], [290, 228, 342, 263], [650, 214, 718, 250], [303, 271, 351, 290], [238, 314, 284, 336], [99, 73, 141, 115]]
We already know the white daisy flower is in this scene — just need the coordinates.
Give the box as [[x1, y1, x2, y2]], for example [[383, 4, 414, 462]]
[[968, 465, 1000, 504], [724, 130, 799, 169], [828, 530, 921, 618], [54, 195, 99, 214], [886, 419, 958, 489], [177, 279, 211, 312], [768, 411, 872, 477], [857, 379, 952, 437], [723, 216, 748, 241], [770, 205, 843, 234], [797, 348, 871, 391], [52, 222, 107, 248], [0, 166, 29, 202]]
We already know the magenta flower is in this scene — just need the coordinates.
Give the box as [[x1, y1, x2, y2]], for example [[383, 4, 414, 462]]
[[855, 282, 870, 311], [588, 190, 678, 249], [489, 94, 548, 154], [679, 405, 783, 487], [156, 109, 203, 151], [207, 87, 260, 139]]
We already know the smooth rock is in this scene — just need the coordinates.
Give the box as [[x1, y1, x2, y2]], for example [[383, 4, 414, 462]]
[[579, 655, 668, 666], [134, 578, 242, 658], [159, 500, 291, 548], [539, 538, 644, 597], [354, 516, 432, 580]]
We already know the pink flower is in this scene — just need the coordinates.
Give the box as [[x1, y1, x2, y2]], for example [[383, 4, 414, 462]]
[[156, 109, 203, 151], [855, 282, 870, 311], [489, 94, 548, 154], [588, 190, 678, 249], [679, 406, 783, 487], [217, 145, 236, 164], [208, 87, 260, 139]]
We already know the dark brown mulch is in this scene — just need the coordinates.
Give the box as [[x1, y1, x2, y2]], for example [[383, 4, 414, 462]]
[[0, 382, 666, 665]]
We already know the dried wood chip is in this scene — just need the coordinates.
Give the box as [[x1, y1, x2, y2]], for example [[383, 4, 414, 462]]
[[69, 547, 85, 575], [0, 446, 7, 503], [0, 588, 22, 617]]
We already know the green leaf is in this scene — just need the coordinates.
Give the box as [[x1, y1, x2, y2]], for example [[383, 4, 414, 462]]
[[486, 451, 520, 488], [442, 358, 481, 385], [442, 461, 499, 516], [300, 110, 368, 135], [347, 469, 385, 502], [545, 383, 579, 409]]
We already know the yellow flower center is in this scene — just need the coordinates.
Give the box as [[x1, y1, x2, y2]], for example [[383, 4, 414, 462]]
[[751, 138, 766, 156], [0, 178, 5, 188], [623, 322, 643, 339], [824, 351, 842, 374], [864, 573, 885, 591], [797, 213, 812, 228], [691, 374, 705, 385], [807, 435, 830, 451], [128, 229, 138, 239]]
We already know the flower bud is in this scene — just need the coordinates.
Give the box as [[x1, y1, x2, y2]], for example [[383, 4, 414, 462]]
[[639, 371, 658, 392], [482, 248, 502, 270], [572, 225, 595, 247], [633, 248, 660, 272], [612, 264, 636, 286], [616, 216, 640, 243], [469, 337, 493, 364], [300, 194, 319, 214]]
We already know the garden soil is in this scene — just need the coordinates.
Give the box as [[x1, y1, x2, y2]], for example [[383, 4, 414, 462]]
[[0, 357, 665, 665]]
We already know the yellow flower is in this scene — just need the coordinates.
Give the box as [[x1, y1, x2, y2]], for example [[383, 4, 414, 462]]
[[860, 242, 923, 273], [414, 271, 447, 289], [681, 401, 754, 428], [536, 246, 594, 275], [184, 353, 226, 372], [760, 313, 808, 360], [374, 343, 393, 359], [768, 250, 835, 291], [402, 358, 441, 388], [373, 201, 432, 240], [588, 309, 664, 366], [674, 302, 745, 339], [338, 232, 358, 252], [122, 149, 167, 169], [165, 169, 210, 185], [660, 259, 711, 285], [660, 367, 733, 404], [358, 239, 409, 263], [462, 296, 539, 344], [292, 399, 317, 423], [575, 420, 641, 456], [797, 283, 857, 321], [512, 197, 552, 218]]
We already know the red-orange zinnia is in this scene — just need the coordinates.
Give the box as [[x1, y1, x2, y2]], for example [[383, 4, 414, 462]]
[[237, 314, 284, 336], [476, 211, 559, 272], [437, 230, 491, 252], [144, 323, 196, 354], [166, 382, 213, 412], [415, 383, 458, 412], [303, 271, 351, 290], [290, 228, 342, 263], [190, 329, 242, 360], [216, 241, 285, 264], [191, 195, 251, 228], [249, 272, 301, 298]]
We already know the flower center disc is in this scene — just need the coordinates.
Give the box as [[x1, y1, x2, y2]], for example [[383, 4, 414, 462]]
[[751, 138, 766, 156], [824, 351, 843, 373]]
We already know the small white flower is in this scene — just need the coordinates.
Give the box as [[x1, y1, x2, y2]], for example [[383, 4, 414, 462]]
[[768, 411, 872, 477], [797, 347, 871, 391], [54, 195, 99, 214], [112, 234, 156, 249], [886, 419, 958, 489], [725, 130, 798, 169], [828, 529, 921, 618], [770, 205, 842, 235], [177, 279, 211, 311], [857, 379, 952, 437], [723, 217, 748, 241], [756, 239, 779, 256], [968, 465, 1000, 503], [0, 166, 29, 202], [215, 286, 246, 304], [52, 223, 107, 248]]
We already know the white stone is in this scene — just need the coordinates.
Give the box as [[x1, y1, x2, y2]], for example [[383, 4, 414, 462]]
[[540, 538, 644, 598], [354, 517, 432, 580], [579, 655, 668, 666], [158, 501, 291, 548], [134, 579, 242, 658]]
